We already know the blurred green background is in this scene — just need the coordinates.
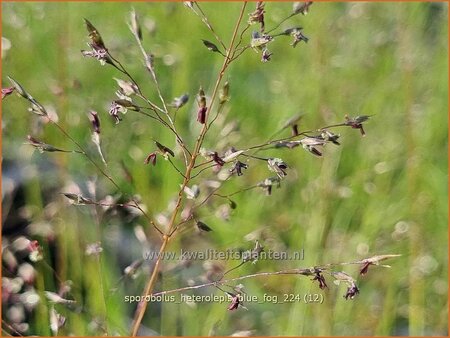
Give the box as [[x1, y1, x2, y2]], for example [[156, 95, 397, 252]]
[[2, 1, 448, 336]]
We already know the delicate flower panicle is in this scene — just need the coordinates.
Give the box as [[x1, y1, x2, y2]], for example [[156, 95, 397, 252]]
[[2, 5, 398, 334]]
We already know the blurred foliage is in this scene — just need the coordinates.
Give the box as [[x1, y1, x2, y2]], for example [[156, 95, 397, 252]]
[[2, 2, 448, 336]]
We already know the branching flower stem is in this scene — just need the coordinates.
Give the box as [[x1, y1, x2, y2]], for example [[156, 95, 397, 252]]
[[189, 122, 352, 179], [150, 269, 324, 297], [107, 44, 192, 163], [218, 261, 247, 280], [234, 23, 251, 51], [129, 3, 248, 336], [193, 2, 228, 51], [130, 19, 191, 166], [244, 123, 347, 153], [150, 254, 400, 298], [190, 163, 217, 179], [193, 159, 214, 169], [106, 52, 166, 116]]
